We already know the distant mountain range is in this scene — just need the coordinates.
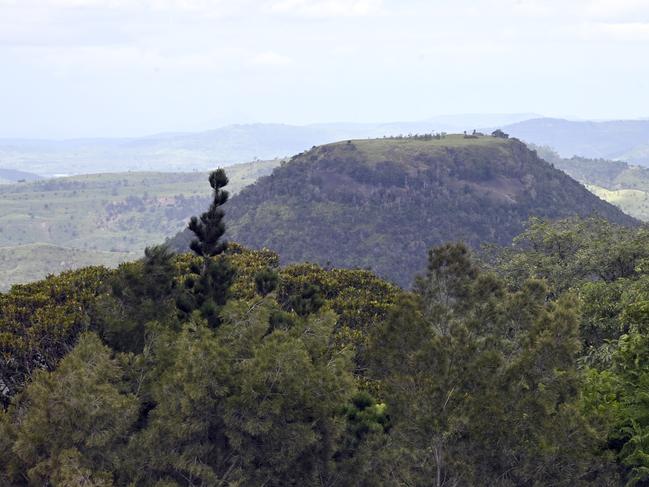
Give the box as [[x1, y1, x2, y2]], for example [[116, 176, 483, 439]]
[[2, 132, 644, 289], [0, 114, 536, 176], [3, 114, 649, 177], [501, 118, 649, 165], [0, 168, 42, 184]]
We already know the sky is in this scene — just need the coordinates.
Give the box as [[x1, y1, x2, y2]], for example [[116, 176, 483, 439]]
[[1, 0, 649, 138]]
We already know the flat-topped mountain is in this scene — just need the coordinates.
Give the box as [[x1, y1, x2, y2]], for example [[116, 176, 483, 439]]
[[171, 134, 636, 287]]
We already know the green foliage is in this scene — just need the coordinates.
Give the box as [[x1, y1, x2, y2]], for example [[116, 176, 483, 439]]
[[6, 211, 649, 485], [489, 216, 645, 293], [200, 244, 402, 357], [221, 304, 355, 485], [254, 266, 279, 296], [583, 331, 649, 486], [0, 333, 138, 486], [0, 266, 109, 408], [286, 282, 324, 316], [94, 245, 179, 353], [120, 318, 234, 485], [188, 168, 229, 258], [340, 391, 389, 447], [490, 217, 649, 363], [1, 295, 359, 485], [176, 256, 235, 327], [370, 243, 607, 485], [488, 217, 649, 484]]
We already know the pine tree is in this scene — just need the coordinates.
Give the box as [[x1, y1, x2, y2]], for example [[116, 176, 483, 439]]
[[188, 169, 229, 258], [177, 168, 235, 327]]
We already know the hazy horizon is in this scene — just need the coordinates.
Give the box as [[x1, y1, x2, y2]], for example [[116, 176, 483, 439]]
[[2, 0, 649, 139], [0, 112, 542, 141], [5, 112, 649, 142]]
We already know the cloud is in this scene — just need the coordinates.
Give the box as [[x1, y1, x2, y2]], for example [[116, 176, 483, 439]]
[[0, 0, 227, 9], [267, 0, 384, 18], [0, 0, 249, 48], [250, 50, 294, 66], [7, 44, 245, 77], [581, 21, 649, 42], [499, 0, 649, 24], [586, 0, 649, 21]]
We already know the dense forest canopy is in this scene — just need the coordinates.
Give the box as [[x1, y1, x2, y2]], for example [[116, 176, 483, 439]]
[[3, 157, 649, 485]]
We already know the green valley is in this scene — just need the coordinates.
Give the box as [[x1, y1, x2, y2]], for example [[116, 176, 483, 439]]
[[537, 146, 649, 222], [0, 159, 280, 289], [0, 243, 135, 289]]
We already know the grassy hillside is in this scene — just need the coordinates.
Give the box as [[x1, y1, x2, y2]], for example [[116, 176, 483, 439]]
[[0, 159, 280, 289], [0, 244, 135, 290], [536, 146, 649, 222], [170, 134, 635, 287], [586, 185, 649, 220]]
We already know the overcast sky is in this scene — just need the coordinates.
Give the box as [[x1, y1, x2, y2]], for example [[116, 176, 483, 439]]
[[1, 0, 649, 138]]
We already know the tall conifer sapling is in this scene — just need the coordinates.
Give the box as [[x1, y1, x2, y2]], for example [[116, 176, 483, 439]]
[[177, 168, 234, 327], [188, 169, 229, 259]]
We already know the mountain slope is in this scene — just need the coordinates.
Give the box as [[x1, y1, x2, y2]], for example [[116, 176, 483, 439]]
[[501, 118, 649, 165], [172, 135, 636, 287]]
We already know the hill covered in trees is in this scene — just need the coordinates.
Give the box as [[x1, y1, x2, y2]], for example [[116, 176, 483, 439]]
[[172, 135, 636, 287]]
